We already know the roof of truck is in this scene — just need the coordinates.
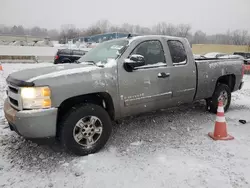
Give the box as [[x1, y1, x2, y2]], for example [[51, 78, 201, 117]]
[[130, 34, 186, 39], [126, 35, 187, 44]]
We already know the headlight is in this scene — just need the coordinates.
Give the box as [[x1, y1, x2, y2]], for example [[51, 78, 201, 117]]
[[21, 87, 51, 109]]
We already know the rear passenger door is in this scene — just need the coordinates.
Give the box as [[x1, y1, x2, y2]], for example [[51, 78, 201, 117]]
[[165, 40, 196, 104]]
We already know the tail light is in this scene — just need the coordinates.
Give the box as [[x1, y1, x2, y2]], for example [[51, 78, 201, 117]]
[[54, 55, 59, 60]]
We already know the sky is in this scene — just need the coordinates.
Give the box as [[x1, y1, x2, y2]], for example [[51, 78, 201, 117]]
[[1, 0, 250, 34]]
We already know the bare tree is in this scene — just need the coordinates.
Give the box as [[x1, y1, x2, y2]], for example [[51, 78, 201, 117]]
[[95, 20, 111, 33], [231, 30, 248, 45], [59, 24, 78, 43], [10, 25, 25, 35], [153, 22, 177, 36], [30, 26, 48, 37], [153, 22, 167, 35], [120, 23, 134, 33], [84, 26, 102, 36], [165, 24, 177, 36], [48, 29, 60, 40], [192, 30, 207, 44], [206, 30, 249, 45], [176, 24, 191, 38], [139, 27, 151, 35], [1, 22, 250, 46]]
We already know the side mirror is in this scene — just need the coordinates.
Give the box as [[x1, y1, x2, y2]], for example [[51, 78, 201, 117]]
[[124, 54, 146, 71]]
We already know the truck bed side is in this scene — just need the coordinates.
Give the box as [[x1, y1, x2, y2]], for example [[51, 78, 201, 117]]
[[194, 59, 243, 100]]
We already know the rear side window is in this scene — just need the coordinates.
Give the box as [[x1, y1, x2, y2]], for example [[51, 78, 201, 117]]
[[167, 40, 187, 65]]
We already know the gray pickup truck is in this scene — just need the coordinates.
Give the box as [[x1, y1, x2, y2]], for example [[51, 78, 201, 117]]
[[4, 35, 244, 156]]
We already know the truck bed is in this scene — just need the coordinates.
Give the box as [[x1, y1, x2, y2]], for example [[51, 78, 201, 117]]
[[194, 58, 243, 100]]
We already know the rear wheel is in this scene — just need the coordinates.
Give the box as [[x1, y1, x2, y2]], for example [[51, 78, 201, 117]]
[[206, 84, 231, 113], [60, 103, 112, 156]]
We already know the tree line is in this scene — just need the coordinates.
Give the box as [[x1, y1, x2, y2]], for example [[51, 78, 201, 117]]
[[0, 20, 249, 45]]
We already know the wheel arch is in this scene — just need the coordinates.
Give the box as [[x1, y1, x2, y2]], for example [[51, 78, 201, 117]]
[[57, 92, 115, 122], [215, 74, 236, 92]]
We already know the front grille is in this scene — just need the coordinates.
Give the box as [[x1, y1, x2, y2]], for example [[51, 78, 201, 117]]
[[8, 86, 18, 93], [7, 83, 22, 110], [9, 97, 18, 106]]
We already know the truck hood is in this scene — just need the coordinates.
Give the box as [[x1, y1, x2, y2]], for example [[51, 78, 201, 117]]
[[7, 63, 104, 86]]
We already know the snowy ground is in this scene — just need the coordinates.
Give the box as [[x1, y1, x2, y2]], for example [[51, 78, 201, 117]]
[[0, 63, 250, 188]]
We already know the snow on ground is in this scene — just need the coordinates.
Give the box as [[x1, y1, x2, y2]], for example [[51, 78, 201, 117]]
[[0, 63, 250, 188]]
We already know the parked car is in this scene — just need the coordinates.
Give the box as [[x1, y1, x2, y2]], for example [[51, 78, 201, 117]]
[[233, 52, 250, 59], [245, 59, 250, 65], [4, 35, 244, 156], [54, 49, 87, 64]]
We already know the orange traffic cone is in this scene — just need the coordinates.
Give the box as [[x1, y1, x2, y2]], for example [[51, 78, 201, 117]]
[[208, 100, 234, 140]]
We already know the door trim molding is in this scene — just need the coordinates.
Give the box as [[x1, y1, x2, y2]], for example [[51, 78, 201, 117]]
[[124, 91, 172, 106]]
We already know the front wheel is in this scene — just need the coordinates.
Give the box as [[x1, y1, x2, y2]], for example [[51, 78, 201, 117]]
[[60, 103, 112, 156], [206, 84, 231, 114]]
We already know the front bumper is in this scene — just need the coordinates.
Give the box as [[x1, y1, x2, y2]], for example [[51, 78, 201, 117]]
[[4, 99, 58, 139]]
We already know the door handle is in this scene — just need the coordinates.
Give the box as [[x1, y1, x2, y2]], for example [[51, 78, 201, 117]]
[[158, 72, 170, 78]]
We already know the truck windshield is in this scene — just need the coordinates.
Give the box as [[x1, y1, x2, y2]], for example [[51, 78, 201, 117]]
[[78, 39, 129, 64]]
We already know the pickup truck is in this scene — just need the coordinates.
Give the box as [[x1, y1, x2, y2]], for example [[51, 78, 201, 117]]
[[4, 35, 244, 156]]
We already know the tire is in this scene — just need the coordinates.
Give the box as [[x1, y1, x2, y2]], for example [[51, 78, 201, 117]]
[[207, 84, 231, 114], [60, 103, 112, 156]]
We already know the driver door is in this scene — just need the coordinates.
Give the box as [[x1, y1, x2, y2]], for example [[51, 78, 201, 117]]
[[118, 39, 173, 117]]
